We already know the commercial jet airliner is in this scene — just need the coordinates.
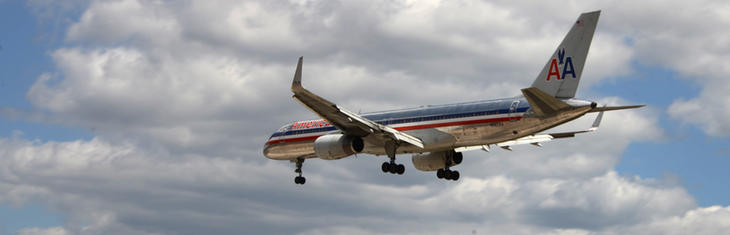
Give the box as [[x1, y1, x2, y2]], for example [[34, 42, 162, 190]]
[[263, 11, 642, 184]]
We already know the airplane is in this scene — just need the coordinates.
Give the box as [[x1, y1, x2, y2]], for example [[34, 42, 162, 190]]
[[263, 10, 643, 185]]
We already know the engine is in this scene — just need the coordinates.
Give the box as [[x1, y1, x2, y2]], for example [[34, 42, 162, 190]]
[[313, 134, 364, 160], [411, 150, 463, 171]]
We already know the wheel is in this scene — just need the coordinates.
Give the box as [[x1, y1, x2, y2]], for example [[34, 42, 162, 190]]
[[388, 163, 398, 174], [453, 152, 463, 164], [397, 164, 405, 175], [451, 171, 460, 181], [444, 169, 452, 180], [437, 169, 445, 179], [382, 162, 390, 173], [295, 176, 306, 184]]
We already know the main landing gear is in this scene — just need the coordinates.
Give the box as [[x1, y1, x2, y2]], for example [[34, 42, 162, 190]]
[[436, 151, 462, 181], [294, 157, 306, 185], [381, 160, 405, 175], [381, 140, 405, 175], [436, 168, 460, 181]]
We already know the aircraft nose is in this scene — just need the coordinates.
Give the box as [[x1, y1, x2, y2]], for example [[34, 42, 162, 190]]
[[263, 142, 273, 158]]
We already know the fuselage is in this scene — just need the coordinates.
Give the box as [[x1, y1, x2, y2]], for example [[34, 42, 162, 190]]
[[264, 96, 595, 160]]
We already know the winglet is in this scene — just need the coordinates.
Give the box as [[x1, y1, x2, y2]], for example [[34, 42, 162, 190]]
[[588, 109, 604, 131], [291, 56, 303, 91]]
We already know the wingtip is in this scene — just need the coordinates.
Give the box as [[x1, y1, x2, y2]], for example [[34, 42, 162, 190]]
[[292, 56, 303, 91]]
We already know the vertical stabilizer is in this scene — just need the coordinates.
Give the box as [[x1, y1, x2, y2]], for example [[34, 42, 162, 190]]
[[531, 11, 600, 98]]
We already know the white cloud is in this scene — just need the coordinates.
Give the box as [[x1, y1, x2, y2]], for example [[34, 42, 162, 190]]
[[668, 82, 730, 136], [16, 227, 70, 235], [5, 0, 729, 234], [0, 137, 699, 234], [617, 206, 730, 235], [597, 0, 730, 137], [66, 0, 179, 45]]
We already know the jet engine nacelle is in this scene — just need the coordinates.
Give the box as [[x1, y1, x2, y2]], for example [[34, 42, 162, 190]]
[[411, 150, 463, 171], [314, 134, 364, 160]]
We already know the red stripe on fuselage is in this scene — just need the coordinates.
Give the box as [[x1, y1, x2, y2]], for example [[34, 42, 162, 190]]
[[394, 116, 516, 131], [265, 116, 521, 146], [265, 135, 319, 145]]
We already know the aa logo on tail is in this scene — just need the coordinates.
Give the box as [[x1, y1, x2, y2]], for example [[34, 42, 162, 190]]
[[546, 48, 576, 81]]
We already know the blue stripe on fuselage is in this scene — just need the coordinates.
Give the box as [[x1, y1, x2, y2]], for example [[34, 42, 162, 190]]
[[270, 98, 529, 138]]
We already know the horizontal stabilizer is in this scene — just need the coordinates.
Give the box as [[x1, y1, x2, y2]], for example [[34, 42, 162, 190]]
[[454, 145, 490, 152], [589, 105, 645, 112], [521, 87, 570, 116]]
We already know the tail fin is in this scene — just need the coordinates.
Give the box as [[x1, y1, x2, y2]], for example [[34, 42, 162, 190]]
[[531, 11, 600, 98]]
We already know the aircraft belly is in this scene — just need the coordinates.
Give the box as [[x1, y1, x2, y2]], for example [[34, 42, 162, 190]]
[[452, 108, 591, 147], [263, 141, 315, 160]]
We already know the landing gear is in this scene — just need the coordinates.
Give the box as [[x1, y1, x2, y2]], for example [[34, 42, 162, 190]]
[[381, 161, 405, 175], [436, 151, 462, 181], [295, 176, 306, 184], [436, 168, 460, 181], [293, 157, 306, 185], [381, 140, 405, 175]]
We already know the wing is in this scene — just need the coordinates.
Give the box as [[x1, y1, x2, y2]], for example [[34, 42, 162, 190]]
[[290, 57, 424, 148], [455, 110, 605, 152]]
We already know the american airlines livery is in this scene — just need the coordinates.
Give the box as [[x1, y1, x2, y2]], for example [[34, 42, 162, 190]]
[[264, 11, 643, 185]]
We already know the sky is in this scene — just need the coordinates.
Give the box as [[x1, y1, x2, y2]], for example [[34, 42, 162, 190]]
[[1, 0, 730, 234]]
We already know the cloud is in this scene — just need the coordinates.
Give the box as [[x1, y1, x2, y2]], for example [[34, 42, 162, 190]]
[[25, 0, 639, 155], [0, 137, 699, 234], [597, 0, 730, 136], [4, 0, 728, 234], [668, 82, 730, 136], [16, 226, 70, 235], [615, 206, 730, 235]]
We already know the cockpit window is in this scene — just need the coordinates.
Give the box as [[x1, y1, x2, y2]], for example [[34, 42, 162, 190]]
[[268, 123, 293, 141], [277, 123, 293, 132]]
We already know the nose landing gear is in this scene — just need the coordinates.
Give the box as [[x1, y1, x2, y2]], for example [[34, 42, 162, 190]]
[[293, 157, 306, 185]]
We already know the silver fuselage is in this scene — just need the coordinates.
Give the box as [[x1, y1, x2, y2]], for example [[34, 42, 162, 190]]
[[263, 96, 595, 160]]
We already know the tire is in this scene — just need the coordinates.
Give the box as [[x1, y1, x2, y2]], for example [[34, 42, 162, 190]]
[[437, 169, 445, 179], [444, 169, 452, 180], [451, 171, 460, 181], [397, 164, 405, 175], [382, 162, 389, 173], [453, 152, 463, 164]]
